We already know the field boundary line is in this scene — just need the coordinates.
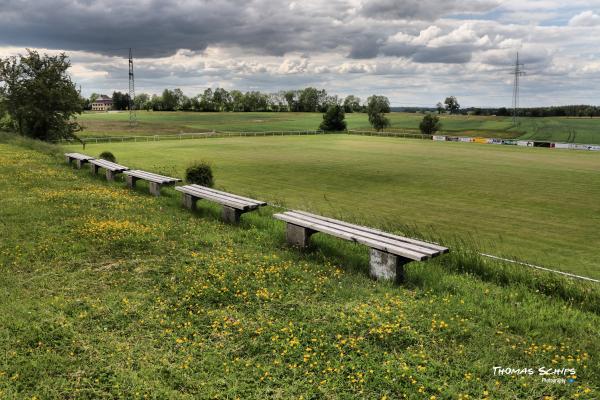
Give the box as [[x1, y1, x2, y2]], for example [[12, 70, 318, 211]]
[[479, 253, 600, 283]]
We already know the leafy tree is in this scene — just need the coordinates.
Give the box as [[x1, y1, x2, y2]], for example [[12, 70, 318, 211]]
[[436, 102, 444, 114], [284, 90, 300, 112], [133, 93, 150, 110], [319, 104, 346, 131], [0, 49, 83, 141], [112, 91, 130, 110], [444, 96, 460, 114], [299, 87, 320, 112], [229, 90, 245, 112], [212, 88, 231, 111], [366, 95, 391, 131], [419, 114, 441, 135], [161, 89, 178, 111], [343, 95, 361, 113]]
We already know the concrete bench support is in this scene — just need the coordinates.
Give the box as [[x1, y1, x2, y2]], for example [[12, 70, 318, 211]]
[[105, 170, 116, 181], [182, 193, 198, 210], [76, 159, 86, 169], [91, 164, 100, 175], [286, 223, 315, 247], [149, 182, 162, 196], [126, 175, 139, 189], [369, 248, 410, 283], [222, 206, 242, 224]]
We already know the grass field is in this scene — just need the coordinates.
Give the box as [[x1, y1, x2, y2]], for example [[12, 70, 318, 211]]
[[2, 135, 599, 398], [77, 111, 600, 144], [68, 135, 600, 279]]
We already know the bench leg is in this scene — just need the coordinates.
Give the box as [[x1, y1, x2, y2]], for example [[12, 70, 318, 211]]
[[182, 193, 198, 210], [149, 182, 162, 196], [105, 170, 115, 181], [65, 156, 72, 165], [369, 249, 410, 284], [126, 175, 138, 189], [76, 159, 85, 169], [222, 206, 242, 224], [91, 164, 99, 175], [285, 223, 315, 247]]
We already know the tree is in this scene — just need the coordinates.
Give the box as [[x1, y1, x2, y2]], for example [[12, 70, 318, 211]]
[[161, 89, 178, 111], [436, 102, 444, 114], [343, 95, 361, 113], [366, 95, 391, 131], [319, 104, 346, 131], [133, 93, 150, 110], [444, 96, 460, 114], [419, 114, 441, 135], [0, 49, 83, 141], [112, 91, 130, 110]]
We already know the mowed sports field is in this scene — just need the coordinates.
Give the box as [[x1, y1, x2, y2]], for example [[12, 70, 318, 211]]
[[78, 111, 600, 144], [69, 134, 600, 278]]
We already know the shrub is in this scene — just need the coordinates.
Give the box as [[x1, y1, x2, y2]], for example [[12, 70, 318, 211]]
[[99, 151, 116, 162], [186, 161, 214, 187]]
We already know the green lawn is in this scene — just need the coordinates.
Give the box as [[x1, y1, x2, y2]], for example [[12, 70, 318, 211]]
[[2, 136, 599, 398], [77, 111, 600, 144], [68, 135, 600, 279]]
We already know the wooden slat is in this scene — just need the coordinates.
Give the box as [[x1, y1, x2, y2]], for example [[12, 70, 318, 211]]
[[65, 153, 94, 161], [274, 213, 429, 261], [188, 185, 267, 206], [292, 210, 448, 253], [89, 159, 128, 171], [175, 186, 260, 210], [123, 170, 181, 183], [283, 211, 439, 256]]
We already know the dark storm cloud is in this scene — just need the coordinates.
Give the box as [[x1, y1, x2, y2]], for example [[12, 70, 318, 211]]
[[361, 0, 499, 21], [0, 0, 498, 60]]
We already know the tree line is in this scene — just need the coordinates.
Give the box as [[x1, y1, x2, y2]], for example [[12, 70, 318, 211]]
[[84, 88, 368, 114]]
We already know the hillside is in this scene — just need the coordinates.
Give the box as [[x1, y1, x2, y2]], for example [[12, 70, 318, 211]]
[[76, 111, 600, 144], [1, 136, 599, 398]]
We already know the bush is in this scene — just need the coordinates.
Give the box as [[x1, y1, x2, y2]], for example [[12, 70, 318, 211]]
[[99, 151, 116, 162], [186, 161, 214, 187]]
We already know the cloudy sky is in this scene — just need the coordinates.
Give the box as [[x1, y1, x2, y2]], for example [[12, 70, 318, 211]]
[[1, 0, 599, 107]]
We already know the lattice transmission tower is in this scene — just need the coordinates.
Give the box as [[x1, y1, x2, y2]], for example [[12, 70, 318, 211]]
[[128, 48, 137, 127], [512, 52, 525, 126]]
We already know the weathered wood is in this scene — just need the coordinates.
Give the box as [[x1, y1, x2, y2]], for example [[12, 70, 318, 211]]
[[175, 184, 266, 223], [123, 170, 181, 184], [89, 159, 129, 172], [292, 210, 447, 253], [283, 212, 438, 257], [274, 210, 448, 263], [105, 170, 116, 181], [91, 164, 100, 174]]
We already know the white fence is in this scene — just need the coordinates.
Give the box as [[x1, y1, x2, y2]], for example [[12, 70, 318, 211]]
[[59, 130, 327, 144]]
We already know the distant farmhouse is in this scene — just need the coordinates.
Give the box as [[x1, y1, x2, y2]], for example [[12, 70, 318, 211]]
[[91, 95, 113, 111]]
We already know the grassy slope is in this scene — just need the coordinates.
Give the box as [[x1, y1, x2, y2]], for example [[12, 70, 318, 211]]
[[77, 111, 600, 144], [1, 138, 599, 399], [69, 135, 600, 279]]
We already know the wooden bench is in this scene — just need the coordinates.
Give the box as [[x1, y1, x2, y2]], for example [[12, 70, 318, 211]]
[[64, 153, 94, 169], [175, 184, 267, 223], [122, 170, 181, 196], [273, 210, 448, 283], [89, 159, 129, 181]]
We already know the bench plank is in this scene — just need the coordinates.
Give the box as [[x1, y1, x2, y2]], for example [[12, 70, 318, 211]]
[[64, 153, 94, 161], [176, 185, 265, 210], [274, 213, 429, 261], [123, 170, 181, 184], [89, 159, 129, 172], [281, 211, 439, 257]]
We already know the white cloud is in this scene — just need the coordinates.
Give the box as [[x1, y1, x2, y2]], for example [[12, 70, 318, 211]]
[[568, 10, 600, 26]]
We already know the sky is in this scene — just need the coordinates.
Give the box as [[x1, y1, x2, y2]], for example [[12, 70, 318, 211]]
[[1, 0, 599, 107]]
